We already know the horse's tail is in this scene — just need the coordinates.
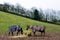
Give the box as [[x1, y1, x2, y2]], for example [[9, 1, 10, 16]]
[[43, 25, 46, 35], [21, 28, 23, 34]]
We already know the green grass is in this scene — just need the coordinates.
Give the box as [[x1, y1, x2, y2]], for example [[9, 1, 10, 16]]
[[0, 11, 60, 33]]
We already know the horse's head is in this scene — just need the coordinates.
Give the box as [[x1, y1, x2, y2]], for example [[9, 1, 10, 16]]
[[26, 25, 30, 30], [20, 28, 23, 35]]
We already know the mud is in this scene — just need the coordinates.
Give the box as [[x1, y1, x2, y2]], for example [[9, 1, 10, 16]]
[[0, 32, 60, 40]]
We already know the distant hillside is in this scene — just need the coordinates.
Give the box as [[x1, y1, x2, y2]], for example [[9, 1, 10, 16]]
[[0, 11, 60, 33]]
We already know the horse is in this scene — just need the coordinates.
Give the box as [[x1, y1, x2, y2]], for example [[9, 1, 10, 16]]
[[26, 25, 46, 36], [8, 25, 23, 36]]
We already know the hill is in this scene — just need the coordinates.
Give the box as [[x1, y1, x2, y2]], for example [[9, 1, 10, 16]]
[[0, 11, 60, 33]]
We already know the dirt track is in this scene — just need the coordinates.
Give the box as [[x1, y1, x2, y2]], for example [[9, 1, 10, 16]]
[[0, 32, 60, 40]]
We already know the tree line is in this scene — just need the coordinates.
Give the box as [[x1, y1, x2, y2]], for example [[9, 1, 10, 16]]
[[0, 3, 60, 25]]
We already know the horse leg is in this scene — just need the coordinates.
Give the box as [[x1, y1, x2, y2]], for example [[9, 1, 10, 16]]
[[41, 31, 45, 36], [17, 32, 19, 35], [32, 30, 36, 36], [44, 31, 45, 36], [8, 32, 10, 36], [33, 32, 36, 36], [17, 30, 20, 35], [11, 32, 13, 36], [41, 32, 43, 36]]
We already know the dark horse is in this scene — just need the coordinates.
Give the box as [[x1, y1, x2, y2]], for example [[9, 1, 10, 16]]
[[8, 25, 23, 36], [26, 25, 46, 36]]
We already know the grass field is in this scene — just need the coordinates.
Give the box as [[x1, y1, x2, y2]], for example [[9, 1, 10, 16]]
[[0, 11, 60, 33]]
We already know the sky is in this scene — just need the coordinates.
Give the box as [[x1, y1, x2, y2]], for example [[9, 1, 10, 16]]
[[0, 0, 60, 10]]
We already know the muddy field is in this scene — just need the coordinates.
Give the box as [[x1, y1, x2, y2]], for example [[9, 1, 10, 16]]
[[0, 32, 60, 40]]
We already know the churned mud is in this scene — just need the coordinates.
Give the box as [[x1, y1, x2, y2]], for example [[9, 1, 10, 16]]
[[0, 31, 60, 40]]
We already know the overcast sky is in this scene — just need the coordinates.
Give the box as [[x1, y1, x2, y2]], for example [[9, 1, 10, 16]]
[[0, 0, 60, 10]]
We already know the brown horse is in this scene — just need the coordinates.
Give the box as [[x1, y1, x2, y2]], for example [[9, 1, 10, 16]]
[[26, 25, 46, 36]]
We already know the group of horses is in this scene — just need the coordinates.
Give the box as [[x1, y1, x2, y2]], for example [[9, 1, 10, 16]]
[[8, 25, 46, 36]]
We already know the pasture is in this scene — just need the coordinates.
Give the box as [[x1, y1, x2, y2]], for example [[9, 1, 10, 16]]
[[0, 11, 60, 33], [0, 11, 60, 40]]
